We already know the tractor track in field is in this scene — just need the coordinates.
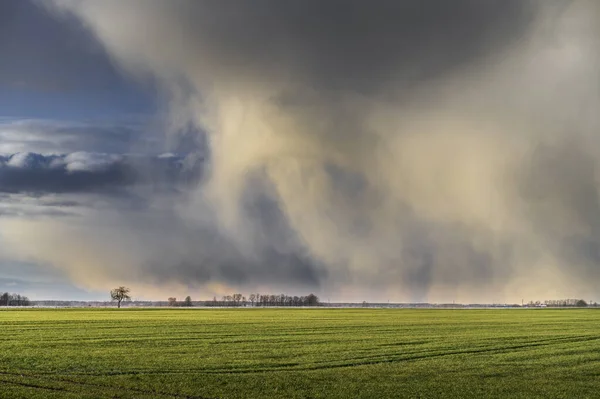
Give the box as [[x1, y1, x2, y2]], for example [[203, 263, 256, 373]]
[[5, 334, 598, 388], [66, 333, 600, 376], [0, 377, 70, 394], [0, 371, 216, 399], [4, 308, 600, 398]]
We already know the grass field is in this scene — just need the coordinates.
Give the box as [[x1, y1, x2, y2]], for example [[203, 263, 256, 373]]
[[1, 308, 599, 398]]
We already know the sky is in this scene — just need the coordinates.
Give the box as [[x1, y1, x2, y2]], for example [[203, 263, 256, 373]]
[[1, 0, 600, 303]]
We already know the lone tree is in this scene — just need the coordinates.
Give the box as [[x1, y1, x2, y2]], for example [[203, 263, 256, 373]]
[[576, 299, 588, 307], [184, 296, 193, 307], [306, 293, 320, 306], [110, 286, 131, 308]]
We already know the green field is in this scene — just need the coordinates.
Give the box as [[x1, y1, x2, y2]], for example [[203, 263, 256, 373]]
[[1, 309, 599, 398]]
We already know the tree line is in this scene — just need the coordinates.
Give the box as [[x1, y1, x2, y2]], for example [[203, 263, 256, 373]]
[[107, 286, 322, 308], [524, 299, 595, 307], [168, 296, 193, 307], [206, 293, 320, 307], [542, 299, 593, 307], [0, 292, 31, 306]]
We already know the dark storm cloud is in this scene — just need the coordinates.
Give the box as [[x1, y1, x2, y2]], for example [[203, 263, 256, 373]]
[[52, 0, 539, 95], [519, 139, 600, 238], [516, 137, 600, 278], [20, 0, 600, 302], [0, 0, 123, 90], [142, 227, 325, 289], [184, 0, 536, 93], [133, 174, 326, 289]]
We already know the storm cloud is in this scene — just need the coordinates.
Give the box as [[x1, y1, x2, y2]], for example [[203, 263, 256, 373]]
[[6, 0, 600, 301]]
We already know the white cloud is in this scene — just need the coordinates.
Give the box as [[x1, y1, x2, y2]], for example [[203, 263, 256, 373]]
[[63, 152, 122, 172]]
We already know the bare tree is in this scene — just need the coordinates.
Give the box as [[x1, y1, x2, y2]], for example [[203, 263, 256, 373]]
[[168, 297, 177, 307], [233, 293, 242, 306], [110, 286, 131, 308]]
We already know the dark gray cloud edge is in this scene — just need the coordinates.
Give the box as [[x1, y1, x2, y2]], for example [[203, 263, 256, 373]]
[[126, 0, 537, 94], [0, 152, 202, 194]]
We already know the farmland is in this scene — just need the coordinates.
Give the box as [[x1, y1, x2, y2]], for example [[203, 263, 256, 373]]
[[0, 309, 599, 398]]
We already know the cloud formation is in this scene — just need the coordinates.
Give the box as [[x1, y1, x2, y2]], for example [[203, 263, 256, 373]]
[[9, 0, 600, 301], [0, 0, 126, 91], [0, 152, 201, 194]]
